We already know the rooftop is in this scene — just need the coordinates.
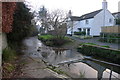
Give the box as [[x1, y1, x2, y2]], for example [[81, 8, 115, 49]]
[[70, 9, 102, 21]]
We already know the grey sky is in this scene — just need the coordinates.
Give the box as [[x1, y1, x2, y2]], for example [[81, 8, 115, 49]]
[[25, 0, 119, 16]]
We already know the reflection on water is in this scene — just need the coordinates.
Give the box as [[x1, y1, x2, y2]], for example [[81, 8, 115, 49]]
[[23, 37, 120, 79], [39, 47, 83, 64]]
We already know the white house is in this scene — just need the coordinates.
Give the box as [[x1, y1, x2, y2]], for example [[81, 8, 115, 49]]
[[67, 0, 115, 36]]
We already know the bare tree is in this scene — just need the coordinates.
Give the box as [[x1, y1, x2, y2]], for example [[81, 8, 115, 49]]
[[38, 8, 67, 38], [47, 9, 67, 38]]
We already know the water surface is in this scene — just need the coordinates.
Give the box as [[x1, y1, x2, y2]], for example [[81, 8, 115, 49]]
[[23, 37, 120, 79]]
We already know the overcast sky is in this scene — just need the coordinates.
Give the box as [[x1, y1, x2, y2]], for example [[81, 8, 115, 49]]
[[25, 0, 120, 16]]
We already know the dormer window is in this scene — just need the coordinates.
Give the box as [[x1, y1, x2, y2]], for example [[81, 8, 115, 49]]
[[86, 20, 89, 24], [109, 18, 112, 23]]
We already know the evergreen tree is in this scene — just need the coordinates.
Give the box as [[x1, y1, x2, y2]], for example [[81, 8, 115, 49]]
[[7, 2, 34, 42]]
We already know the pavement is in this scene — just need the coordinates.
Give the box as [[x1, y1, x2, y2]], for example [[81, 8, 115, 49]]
[[68, 36, 120, 50], [19, 56, 67, 78], [18, 37, 69, 79]]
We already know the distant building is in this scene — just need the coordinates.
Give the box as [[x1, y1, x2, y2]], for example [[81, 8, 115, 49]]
[[67, 0, 116, 36]]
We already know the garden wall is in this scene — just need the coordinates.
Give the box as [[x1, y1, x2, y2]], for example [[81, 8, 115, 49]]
[[77, 44, 120, 65]]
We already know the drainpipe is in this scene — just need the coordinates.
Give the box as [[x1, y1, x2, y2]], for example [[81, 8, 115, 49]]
[[71, 21, 73, 36], [103, 9, 105, 27]]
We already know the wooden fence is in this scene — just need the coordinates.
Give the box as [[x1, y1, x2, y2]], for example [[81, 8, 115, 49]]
[[101, 26, 120, 33]]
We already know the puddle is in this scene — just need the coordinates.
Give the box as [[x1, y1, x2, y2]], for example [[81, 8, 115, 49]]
[[23, 37, 120, 79]]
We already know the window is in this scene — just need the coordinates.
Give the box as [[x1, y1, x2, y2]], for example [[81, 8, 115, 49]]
[[109, 18, 112, 23], [86, 20, 88, 24], [87, 28, 90, 35], [78, 28, 81, 32]]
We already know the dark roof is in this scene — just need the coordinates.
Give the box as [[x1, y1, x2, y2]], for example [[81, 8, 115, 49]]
[[112, 12, 120, 15], [70, 9, 102, 21], [79, 9, 102, 20], [70, 16, 81, 21]]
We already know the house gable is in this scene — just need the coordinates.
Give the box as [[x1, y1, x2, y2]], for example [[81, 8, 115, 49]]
[[79, 9, 102, 21], [94, 9, 115, 27]]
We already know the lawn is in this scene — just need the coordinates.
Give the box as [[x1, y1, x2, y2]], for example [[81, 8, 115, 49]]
[[38, 34, 53, 40]]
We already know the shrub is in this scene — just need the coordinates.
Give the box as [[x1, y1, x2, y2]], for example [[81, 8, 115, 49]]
[[116, 19, 120, 25], [7, 2, 34, 42], [74, 31, 86, 35], [38, 35, 71, 47], [81, 31, 86, 35], [100, 33, 120, 43], [74, 32, 82, 35], [50, 38, 68, 46], [2, 47, 16, 62]]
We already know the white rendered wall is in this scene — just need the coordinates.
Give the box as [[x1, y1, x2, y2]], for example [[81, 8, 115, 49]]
[[79, 19, 94, 28], [93, 9, 115, 36], [79, 19, 94, 35], [67, 18, 73, 34], [67, 21, 80, 34], [73, 21, 80, 32]]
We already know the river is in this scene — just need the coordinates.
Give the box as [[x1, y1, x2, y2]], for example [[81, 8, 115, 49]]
[[23, 36, 120, 79]]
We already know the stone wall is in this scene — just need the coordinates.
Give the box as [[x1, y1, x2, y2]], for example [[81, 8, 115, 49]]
[[101, 26, 120, 33]]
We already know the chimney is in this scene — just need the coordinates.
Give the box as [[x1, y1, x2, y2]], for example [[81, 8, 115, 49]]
[[102, 0, 107, 10], [68, 10, 72, 17], [118, 1, 120, 12]]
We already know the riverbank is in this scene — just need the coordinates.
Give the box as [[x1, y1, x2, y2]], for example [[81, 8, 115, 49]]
[[10, 36, 71, 78], [3, 36, 120, 79], [2, 42, 26, 78]]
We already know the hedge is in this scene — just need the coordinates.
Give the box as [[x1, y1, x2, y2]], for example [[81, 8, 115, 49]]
[[74, 31, 86, 35], [77, 44, 120, 65], [100, 33, 120, 43], [38, 35, 72, 47]]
